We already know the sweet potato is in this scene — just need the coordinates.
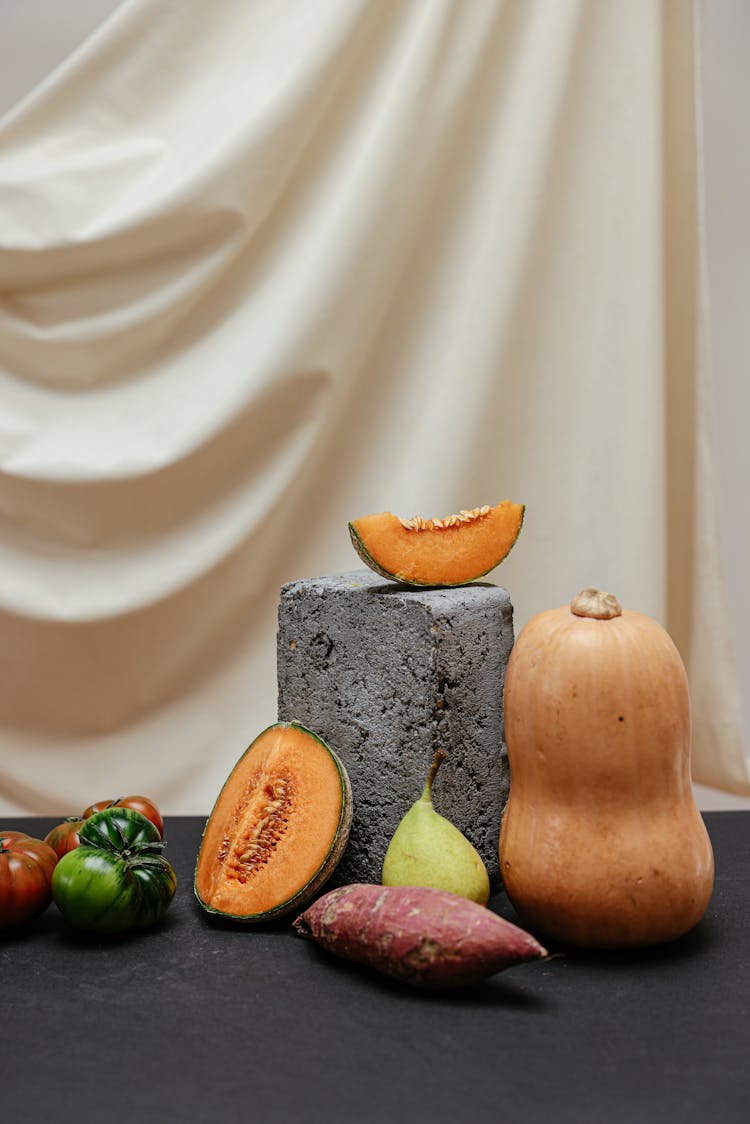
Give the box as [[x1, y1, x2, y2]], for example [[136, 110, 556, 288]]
[[293, 883, 547, 988]]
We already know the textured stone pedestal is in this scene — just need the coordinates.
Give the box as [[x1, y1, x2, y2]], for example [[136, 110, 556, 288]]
[[276, 570, 514, 888]]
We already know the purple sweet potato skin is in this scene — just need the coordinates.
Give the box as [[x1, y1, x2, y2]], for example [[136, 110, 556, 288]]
[[293, 884, 547, 988]]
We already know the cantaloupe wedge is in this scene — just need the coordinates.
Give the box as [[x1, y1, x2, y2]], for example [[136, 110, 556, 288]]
[[348, 501, 525, 587]]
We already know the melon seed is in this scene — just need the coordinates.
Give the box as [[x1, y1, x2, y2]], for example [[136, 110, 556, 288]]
[[399, 506, 491, 532]]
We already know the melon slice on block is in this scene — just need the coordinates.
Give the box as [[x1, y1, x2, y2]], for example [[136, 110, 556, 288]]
[[348, 501, 525, 587], [194, 722, 352, 922]]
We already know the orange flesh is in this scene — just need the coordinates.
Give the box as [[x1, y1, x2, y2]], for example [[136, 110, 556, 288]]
[[196, 725, 345, 917], [350, 500, 524, 585]]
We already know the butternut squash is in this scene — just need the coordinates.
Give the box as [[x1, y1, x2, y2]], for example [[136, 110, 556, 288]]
[[500, 588, 714, 948]]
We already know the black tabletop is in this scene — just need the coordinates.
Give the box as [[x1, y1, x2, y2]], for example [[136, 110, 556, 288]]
[[2, 811, 747, 1123]]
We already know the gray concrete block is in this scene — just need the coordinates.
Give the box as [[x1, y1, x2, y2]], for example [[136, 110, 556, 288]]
[[277, 570, 515, 888]]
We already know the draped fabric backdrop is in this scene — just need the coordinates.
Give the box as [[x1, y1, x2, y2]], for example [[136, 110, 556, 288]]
[[0, 0, 747, 815]]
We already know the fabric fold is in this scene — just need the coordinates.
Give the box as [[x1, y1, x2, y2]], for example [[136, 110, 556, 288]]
[[0, 0, 745, 813]]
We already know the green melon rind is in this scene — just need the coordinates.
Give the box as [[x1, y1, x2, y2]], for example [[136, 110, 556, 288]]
[[347, 505, 525, 588], [194, 721, 353, 924]]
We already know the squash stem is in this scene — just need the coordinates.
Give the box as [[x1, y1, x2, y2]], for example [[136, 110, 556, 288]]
[[570, 588, 622, 620]]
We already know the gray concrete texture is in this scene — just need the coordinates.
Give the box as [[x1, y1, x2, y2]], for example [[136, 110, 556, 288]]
[[277, 570, 514, 888]]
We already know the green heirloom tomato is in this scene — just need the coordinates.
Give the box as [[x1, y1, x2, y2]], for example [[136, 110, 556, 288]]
[[52, 808, 176, 934]]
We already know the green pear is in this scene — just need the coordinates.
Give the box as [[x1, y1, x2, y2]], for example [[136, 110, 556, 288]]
[[381, 750, 490, 905]]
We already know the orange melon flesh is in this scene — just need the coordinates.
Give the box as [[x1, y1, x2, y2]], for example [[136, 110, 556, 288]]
[[348, 500, 525, 587], [195, 723, 350, 920]]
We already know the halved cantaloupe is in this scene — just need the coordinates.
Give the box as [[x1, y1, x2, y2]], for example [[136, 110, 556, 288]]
[[194, 722, 352, 922], [348, 500, 525, 587]]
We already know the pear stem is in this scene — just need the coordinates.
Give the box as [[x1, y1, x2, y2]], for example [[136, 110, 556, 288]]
[[423, 749, 446, 801]]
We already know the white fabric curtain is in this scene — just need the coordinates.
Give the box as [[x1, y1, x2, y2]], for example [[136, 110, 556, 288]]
[[0, 0, 746, 815]]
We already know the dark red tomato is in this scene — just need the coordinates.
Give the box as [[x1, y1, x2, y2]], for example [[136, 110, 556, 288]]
[[0, 831, 58, 929], [82, 799, 112, 817], [117, 796, 164, 837], [82, 796, 163, 837], [44, 818, 86, 860]]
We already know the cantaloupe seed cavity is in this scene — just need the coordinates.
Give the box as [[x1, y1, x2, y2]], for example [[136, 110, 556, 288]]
[[222, 773, 293, 884], [399, 506, 491, 532]]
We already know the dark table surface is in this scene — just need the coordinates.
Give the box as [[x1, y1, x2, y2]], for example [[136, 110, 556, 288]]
[[2, 811, 747, 1124]]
